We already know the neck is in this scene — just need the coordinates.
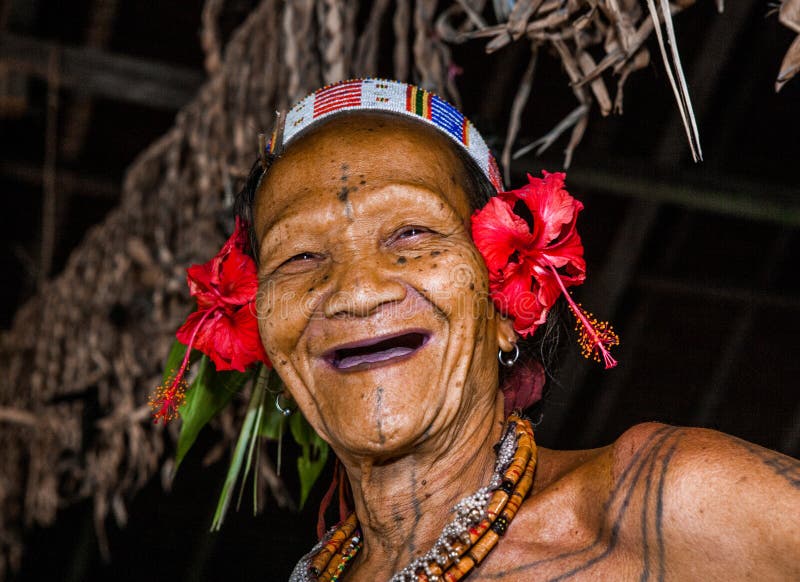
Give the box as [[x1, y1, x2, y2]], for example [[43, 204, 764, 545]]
[[338, 394, 506, 577]]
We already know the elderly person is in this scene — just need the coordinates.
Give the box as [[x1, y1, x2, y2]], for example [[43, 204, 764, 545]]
[[163, 79, 800, 581]]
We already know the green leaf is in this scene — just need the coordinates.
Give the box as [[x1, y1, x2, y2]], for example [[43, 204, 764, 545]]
[[174, 358, 255, 471], [289, 408, 314, 446], [293, 414, 329, 509], [236, 375, 267, 512], [210, 367, 268, 531], [162, 339, 188, 385]]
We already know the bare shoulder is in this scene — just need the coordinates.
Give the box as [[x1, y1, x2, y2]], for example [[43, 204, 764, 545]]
[[534, 420, 800, 514], [484, 423, 800, 581], [610, 422, 800, 528], [609, 422, 800, 579], [610, 421, 800, 495]]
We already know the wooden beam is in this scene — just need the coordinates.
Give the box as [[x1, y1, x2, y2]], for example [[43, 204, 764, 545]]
[[0, 32, 204, 110], [564, 166, 800, 227], [0, 160, 118, 198]]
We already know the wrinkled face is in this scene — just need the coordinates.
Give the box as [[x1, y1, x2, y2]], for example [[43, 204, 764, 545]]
[[253, 113, 513, 459]]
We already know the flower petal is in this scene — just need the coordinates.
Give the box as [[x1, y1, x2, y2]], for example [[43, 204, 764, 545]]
[[176, 309, 211, 347], [489, 261, 548, 337], [471, 197, 534, 274], [186, 263, 220, 309], [520, 171, 579, 244], [184, 220, 261, 311], [192, 312, 241, 371], [217, 246, 259, 306], [186, 304, 268, 372], [231, 305, 270, 366]]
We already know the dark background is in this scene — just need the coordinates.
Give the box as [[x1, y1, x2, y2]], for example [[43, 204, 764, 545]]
[[2, 1, 799, 580]]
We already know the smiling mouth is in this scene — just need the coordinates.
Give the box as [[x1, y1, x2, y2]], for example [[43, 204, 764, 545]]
[[328, 332, 429, 370]]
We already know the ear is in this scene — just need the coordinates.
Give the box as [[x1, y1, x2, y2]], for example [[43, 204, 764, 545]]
[[496, 316, 517, 352]]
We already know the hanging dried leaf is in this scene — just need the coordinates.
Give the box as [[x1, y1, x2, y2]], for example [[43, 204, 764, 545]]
[[513, 103, 589, 161], [614, 47, 651, 113], [443, 0, 711, 164], [776, 34, 800, 92], [780, 0, 800, 34], [353, 0, 391, 77], [394, 0, 412, 81], [501, 47, 538, 184], [577, 51, 612, 116], [508, 0, 544, 39]]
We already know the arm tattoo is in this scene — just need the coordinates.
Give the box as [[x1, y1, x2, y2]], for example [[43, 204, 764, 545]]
[[731, 439, 800, 490], [483, 426, 683, 581]]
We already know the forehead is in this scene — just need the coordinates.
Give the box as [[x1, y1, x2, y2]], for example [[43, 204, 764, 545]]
[[253, 113, 474, 235]]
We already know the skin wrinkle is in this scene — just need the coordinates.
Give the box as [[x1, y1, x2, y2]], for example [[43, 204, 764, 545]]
[[248, 112, 800, 581], [375, 385, 385, 444]]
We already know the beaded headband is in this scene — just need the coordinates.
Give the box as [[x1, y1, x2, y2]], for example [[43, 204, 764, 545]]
[[267, 78, 504, 192]]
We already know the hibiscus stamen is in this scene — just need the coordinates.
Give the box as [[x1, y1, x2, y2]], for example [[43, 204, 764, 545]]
[[149, 307, 220, 424], [549, 266, 619, 369], [149, 374, 189, 424]]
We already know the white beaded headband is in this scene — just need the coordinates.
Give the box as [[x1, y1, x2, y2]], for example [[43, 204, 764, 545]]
[[266, 78, 503, 192]]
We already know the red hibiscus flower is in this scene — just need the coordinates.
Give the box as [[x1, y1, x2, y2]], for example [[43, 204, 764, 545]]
[[471, 171, 618, 368], [149, 218, 270, 424]]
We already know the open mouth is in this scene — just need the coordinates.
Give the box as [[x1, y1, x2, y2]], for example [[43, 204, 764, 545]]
[[327, 331, 429, 370]]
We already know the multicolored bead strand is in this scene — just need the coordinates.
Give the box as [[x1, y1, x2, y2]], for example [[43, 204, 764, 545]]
[[309, 513, 359, 578]]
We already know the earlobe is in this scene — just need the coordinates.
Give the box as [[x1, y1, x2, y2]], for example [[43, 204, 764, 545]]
[[496, 317, 517, 352]]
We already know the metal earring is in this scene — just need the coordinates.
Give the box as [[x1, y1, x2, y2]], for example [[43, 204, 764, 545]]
[[275, 392, 294, 416], [498, 344, 520, 368]]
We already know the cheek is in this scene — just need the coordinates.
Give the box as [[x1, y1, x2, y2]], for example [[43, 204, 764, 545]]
[[255, 279, 304, 359], [254, 285, 282, 362], [404, 244, 489, 319], [256, 271, 332, 356]]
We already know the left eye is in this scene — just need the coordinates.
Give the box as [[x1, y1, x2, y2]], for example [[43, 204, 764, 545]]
[[397, 226, 430, 239]]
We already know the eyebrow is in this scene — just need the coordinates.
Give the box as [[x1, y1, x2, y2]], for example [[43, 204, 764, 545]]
[[258, 182, 466, 253]]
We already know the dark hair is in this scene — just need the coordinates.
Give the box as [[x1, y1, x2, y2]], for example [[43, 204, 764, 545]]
[[233, 125, 563, 416], [234, 157, 273, 260]]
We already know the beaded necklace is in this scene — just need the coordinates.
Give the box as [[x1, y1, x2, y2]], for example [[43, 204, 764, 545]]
[[289, 414, 537, 582]]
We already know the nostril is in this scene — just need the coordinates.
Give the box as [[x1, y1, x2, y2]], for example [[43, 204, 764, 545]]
[[323, 272, 407, 319]]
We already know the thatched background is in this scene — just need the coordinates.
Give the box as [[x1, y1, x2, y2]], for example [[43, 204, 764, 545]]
[[1, 0, 798, 578]]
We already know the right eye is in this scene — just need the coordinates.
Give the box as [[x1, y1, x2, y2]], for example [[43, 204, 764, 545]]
[[285, 252, 315, 263], [274, 252, 323, 273], [397, 226, 429, 238]]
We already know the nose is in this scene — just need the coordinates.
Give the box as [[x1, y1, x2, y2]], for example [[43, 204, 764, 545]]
[[322, 256, 407, 318]]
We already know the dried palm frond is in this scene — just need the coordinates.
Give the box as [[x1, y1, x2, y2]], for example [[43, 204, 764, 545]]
[[440, 0, 707, 172]]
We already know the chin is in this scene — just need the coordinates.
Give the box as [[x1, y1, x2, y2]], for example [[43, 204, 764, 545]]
[[316, 367, 448, 458], [330, 407, 437, 458]]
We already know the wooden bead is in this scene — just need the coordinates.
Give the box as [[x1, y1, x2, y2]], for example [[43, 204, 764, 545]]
[[311, 513, 358, 577]]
